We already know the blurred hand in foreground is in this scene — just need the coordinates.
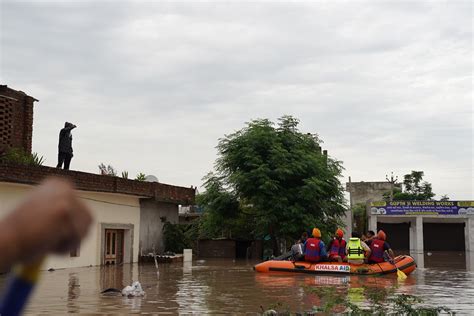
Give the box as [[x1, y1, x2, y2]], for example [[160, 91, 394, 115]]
[[0, 178, 92, 270]]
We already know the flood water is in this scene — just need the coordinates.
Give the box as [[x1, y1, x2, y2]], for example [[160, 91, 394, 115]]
[[13, 253, 474, 314]]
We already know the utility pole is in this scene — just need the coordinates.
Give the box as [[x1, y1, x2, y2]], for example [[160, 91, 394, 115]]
[[385, 172, 398, 202]]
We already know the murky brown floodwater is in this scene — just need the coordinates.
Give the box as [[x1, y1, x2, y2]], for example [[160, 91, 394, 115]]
[[7, 253, 474, 314]]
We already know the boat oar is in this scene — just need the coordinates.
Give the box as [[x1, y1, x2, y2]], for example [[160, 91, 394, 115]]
[[395, 265, 407, 281], [0, 260, 43, 316], [390, 257, 407, 280]]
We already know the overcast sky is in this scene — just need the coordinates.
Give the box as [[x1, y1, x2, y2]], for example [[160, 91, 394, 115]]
[[1, 1, 472, 200]]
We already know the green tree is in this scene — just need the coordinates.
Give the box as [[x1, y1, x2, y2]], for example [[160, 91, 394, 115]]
[[392, 170, 436, 201], [440, 194, 450, 201], [201, 116, 346, 255], [197, 173, 258, 240], [352, 203, 367, 233]]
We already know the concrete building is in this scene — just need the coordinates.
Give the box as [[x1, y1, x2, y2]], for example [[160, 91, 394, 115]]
[[346, 180, 402, 206], [0, 85, 195, 269], [0, 164, 194, 269], [368, 201, 474, 270], [347, 180, 474, 270], [345, 180, 402, 237]]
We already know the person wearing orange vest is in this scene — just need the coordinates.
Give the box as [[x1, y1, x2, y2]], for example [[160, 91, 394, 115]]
[[304, 228, 327, 263], [368, 230, 395, 264], [327, 228, 346, 263]]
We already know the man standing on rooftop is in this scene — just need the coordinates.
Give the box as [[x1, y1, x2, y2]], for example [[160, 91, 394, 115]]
[[56, 122, 76, 170]]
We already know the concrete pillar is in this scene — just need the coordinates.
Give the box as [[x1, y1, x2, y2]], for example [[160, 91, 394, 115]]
[[410, 216, 424, 268], [465, 218, 474, 271], [368, 215, 377, 232], [183, 249, 193, 262], [409, 218, 416, 253], [343, 208, 352, 237]]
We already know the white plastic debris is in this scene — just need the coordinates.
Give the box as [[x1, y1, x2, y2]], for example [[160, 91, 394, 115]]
[[122, 281, 145, 297]]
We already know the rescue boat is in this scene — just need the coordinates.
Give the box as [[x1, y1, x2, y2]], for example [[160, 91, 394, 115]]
[[254, 255, 416, 276]]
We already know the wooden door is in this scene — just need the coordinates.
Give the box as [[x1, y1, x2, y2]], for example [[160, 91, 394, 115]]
[[104, 229, 124, 265]]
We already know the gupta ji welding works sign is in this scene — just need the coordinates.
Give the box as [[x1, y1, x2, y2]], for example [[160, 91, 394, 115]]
[[370, 201, 474, 216]]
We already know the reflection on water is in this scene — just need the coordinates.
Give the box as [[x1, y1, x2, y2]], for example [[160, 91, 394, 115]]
[[23, 254, 474, 314]]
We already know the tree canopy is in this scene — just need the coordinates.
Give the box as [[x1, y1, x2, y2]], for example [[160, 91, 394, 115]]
[[197, 116, 347, 254], [390, 171, 437, 201]]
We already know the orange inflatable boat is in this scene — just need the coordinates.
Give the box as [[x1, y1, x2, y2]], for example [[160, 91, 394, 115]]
[[254, 255, 416, 276]]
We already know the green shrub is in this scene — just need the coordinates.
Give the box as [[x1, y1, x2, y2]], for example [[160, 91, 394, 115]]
[[0, 148, 45, 166], [163, 222, 198, 253], [135, 172, 146, 181], [98, 163, 117, 176]]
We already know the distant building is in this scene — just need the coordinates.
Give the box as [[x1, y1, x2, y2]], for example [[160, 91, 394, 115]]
[[347, 179, 474, 270], [346, 181, 401, 206], [178, 205, 202, 224], [0, 85, 195, 269]]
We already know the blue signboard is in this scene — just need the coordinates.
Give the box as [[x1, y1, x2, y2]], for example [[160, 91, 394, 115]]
[[370, 201, 474, 216]]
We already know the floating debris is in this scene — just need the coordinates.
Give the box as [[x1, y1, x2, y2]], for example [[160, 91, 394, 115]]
[[121, 281, 145, 297]]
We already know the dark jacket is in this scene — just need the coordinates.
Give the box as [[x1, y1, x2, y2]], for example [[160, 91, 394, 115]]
[[58, 126, 74, 154]]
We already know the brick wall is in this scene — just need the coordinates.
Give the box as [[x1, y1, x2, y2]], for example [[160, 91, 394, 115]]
[[0, 85, 37, 154], [0, 163, 195, 204], [198, 239, 236, 258]]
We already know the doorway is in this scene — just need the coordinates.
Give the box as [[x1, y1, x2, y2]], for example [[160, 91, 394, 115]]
[[377, 222, 410, 251], [104, 229, 124, 265], [423, 223, 465, 251]]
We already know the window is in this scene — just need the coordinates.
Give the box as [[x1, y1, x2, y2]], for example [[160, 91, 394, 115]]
[[70, 244, 80, 257]]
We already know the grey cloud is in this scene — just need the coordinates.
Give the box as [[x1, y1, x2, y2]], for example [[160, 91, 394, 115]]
[[1, 1, 472, 198]]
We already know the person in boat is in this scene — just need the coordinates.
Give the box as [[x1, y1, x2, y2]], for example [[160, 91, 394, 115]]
[[304, 228, 327, 263], [301, 231, 308, 244], [290, 239, 304, 261], [364, 230, 376, 244], [346, 232, 371, 265], [327, 228, 346, 263], [368, 230, 395, 264]]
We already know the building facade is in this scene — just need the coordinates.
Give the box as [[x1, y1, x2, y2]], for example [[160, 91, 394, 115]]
[[347, 180, 474, 270], [0, 164, 194, 269], [0, 85, 195, 270]]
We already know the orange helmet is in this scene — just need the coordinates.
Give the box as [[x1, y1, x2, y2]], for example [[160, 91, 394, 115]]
[[377, 230, 386, 241], [312, 228, 321, 238], [335, 228, 344, 238]]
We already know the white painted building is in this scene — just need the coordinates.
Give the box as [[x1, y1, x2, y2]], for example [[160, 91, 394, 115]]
[[0, 85, 195, 270], [0, 182, 141, 269], [0, 164, 195, 270]]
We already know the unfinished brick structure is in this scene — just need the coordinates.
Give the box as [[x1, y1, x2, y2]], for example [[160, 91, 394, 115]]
[[0, 85, 37, 154]]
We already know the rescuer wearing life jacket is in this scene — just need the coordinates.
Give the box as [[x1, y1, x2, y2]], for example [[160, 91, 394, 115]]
[[303, 228, 328, 263], [327, 228, 346, 263], [363, 230, 376, 244], [300, 231, 308, 244], [290, 239, 305, 261], [368, 230, 395, 264], [346, 232, 371, 265]]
